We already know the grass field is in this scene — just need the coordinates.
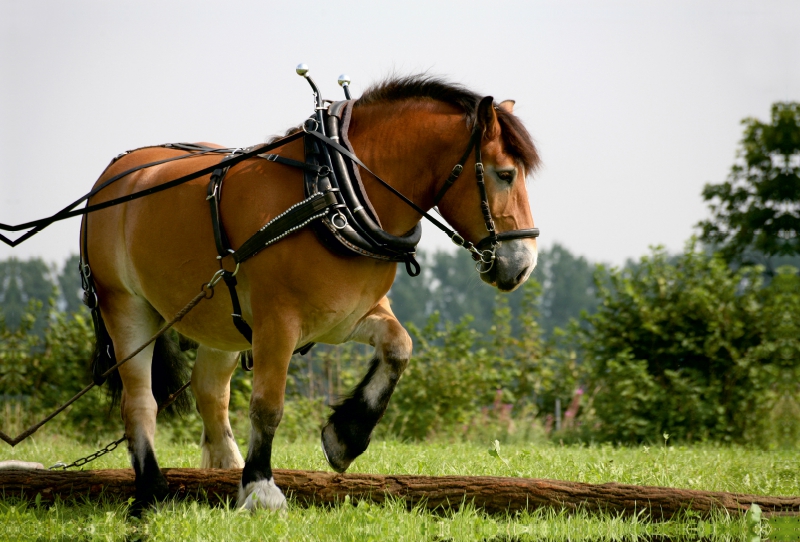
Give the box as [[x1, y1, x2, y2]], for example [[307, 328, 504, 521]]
[[1, 430, 795, 541]]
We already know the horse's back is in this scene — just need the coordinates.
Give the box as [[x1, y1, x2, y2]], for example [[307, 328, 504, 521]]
[[84, 140, 396, 349]]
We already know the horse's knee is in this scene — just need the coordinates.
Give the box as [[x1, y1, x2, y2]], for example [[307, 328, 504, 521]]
[[378, 321, 412, 373]]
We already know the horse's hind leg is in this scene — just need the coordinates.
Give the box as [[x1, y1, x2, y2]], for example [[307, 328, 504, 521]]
[[192, 346, 244, 468], [322, 297, 412, 473], [100, 294, 167, 514]]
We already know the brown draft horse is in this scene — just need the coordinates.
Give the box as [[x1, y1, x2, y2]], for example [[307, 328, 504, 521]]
[[83, 76, 540, 512]]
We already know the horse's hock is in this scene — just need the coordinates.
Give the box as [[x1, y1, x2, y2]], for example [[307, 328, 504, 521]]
[[1, 466, 799, 519]]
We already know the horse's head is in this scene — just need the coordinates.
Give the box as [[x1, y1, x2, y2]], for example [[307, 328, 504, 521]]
[[437, 96, 540, 292]]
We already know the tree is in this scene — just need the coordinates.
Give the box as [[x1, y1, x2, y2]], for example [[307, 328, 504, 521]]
[[57, 254, 85, 315], [389, 248, 500, 334], [698, 102, 800, 263], [0, 257, 55, 331], [534, 243, 598, 335], [582, 240, 798, 444]]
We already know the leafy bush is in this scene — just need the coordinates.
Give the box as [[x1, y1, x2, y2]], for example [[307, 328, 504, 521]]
[[0, 301, 120, 442], [582, 241, 800, 445], [380, 279, 572, 442]]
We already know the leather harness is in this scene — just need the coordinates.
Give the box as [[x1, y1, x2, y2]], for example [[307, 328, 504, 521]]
[[65, 99, 540, 374]]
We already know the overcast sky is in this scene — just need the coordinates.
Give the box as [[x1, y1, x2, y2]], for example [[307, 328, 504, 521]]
[[2, 0, 798, 270]]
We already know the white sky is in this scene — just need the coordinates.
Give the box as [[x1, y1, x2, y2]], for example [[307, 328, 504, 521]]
[[1, 0, 798, 268]]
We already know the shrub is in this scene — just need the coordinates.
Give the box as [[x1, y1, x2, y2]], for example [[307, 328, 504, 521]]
[[0, 301, 120, 441], [583, 240, 800, 445]]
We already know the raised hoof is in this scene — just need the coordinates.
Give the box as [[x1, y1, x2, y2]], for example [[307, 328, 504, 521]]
[[238, 478, 287, 512], [321, 423, 364, 473]]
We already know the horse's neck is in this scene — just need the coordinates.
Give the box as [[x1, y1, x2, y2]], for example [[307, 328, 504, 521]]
[[347, 103, 468, 236]]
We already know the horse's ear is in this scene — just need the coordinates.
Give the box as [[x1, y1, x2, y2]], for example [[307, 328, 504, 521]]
[[477, 96, 499, 140], [498, 100, 515, 113]]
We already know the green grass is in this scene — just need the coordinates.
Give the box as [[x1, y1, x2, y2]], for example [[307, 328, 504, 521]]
[[1, 430, 793, 541]]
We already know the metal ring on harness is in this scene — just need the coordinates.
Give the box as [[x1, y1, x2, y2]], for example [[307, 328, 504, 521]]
[[331, 211, 348, 230], [475, 259, 495, 273], [478, 248, 496, 264], [302, 118, 319, 133], [474, 247, 497, 273]]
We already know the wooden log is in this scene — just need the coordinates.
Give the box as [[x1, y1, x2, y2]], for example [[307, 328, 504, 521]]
[[1, 467, 798, 519]]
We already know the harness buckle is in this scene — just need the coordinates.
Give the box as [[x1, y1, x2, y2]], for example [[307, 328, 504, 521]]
[[475, 162, 485, 175], [450, 232, 465, 246], [451, 164, 463, 176]]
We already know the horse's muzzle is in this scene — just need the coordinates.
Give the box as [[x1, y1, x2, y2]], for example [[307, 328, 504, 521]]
[[480, 238, 538, 292]]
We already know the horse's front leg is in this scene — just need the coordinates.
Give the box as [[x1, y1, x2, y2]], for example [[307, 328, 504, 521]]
[[322, 297, 412, 472], [237, 319, 297, 511]]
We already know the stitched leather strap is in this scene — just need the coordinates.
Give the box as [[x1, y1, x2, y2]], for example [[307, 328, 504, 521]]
[[232, 191, 339, 264]]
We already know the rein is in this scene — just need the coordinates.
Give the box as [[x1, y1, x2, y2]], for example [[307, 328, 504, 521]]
[[0, 73, 540, 362], [304, 122, 539, 272], [0, 135, 306, 247]]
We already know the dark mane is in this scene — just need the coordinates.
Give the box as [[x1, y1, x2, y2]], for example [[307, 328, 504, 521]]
[[356, 75, 540, 173]]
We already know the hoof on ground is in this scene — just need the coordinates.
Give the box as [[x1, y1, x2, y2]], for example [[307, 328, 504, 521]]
[[238, 478, 287, 512], [320, 423, 356, 473], [199, 430, 245, 469]]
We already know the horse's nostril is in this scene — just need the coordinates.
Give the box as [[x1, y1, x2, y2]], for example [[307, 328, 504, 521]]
[[515, 269, 526, 284]]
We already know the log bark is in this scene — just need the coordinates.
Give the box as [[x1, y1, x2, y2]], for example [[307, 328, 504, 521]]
[[1, 467, 798, 519]]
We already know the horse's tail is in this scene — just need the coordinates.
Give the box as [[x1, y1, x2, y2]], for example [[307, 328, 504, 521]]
[[92, 315, 192, 417]]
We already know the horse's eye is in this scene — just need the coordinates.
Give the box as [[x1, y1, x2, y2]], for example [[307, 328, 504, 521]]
[[496, 170, 515, 184]]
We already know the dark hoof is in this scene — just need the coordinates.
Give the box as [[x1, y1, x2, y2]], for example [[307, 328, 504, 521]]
[[321, 423, 364, 473], [130, 471, 169, 517], [129, 499, 147, 518]]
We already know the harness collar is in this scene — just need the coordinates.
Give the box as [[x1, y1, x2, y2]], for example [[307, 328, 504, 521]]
[[315, 99, 539, 273]]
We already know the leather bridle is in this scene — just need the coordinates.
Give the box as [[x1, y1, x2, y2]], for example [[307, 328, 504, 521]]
[[0, 77, 541, 360], [306, 108, 540, 274]]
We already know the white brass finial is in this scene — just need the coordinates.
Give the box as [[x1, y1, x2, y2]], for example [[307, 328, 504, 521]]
[[337, 74, 351, 87], [296, 63, 309, 77]]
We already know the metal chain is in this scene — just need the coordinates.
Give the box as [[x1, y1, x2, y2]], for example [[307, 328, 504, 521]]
[[49, 436, 126, 470], [0, 272, 219, 449], [49, 380, 194, 470]]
